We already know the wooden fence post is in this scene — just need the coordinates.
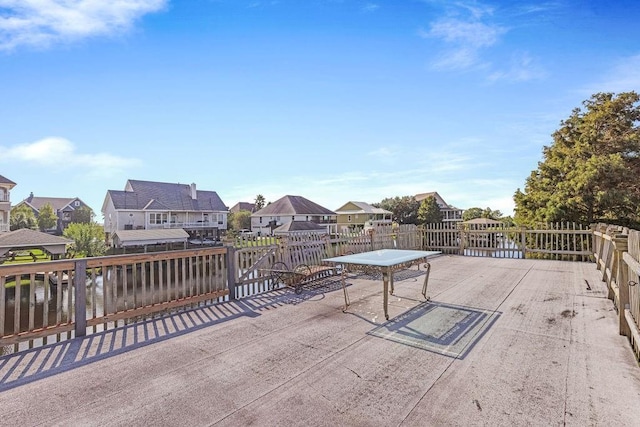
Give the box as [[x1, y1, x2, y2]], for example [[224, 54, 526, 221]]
[[520, 227, 527, 259], [613, 234, 630, 337], [74, 259, 87, 338], [368, 228, 375, 251], [226, 246, 236, 300], [458, 227, 466, 255]]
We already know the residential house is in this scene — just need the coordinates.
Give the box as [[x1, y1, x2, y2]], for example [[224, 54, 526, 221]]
[[0, 174, 16, 233], [102, 179, 228, 247], [229, 202, 256, 213], [250, 195, 336, 236], [14, 192, 91, 235], [334, 201, 393, 233], [415, 192, 463, 223]]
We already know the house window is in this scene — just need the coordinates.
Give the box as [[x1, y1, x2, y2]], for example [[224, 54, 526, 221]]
[[74, 201, 80, 207], [149, 213, 168, 224], [292, 216, 295, 221], [203, 214, 209, 223], [348, 215, 352, 222]]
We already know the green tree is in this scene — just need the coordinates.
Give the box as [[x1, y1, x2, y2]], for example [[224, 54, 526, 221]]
[[37, 203, 58, 231], [464, 207, 503, 221], [254, 194, 266, 211], [481, 207, 502, 220], [71, 206, 94, 223], [417, 196, 443, 224], [63, 222, 107, 257], [514, 91, 640, 226], [10, 204, 37, 230], [228, 210, 252, 231], [462, 207, 483, 221], [375, 196, 420, 224]]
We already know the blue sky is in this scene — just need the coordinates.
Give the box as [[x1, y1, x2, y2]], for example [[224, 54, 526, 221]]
[[1, 0, 639, 220]]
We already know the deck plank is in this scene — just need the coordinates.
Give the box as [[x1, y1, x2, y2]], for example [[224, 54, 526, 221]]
[[1, 256, 639, 426]]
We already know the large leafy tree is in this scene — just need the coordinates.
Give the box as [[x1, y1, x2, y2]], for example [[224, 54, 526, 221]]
[[228, 210, 252, 231], [37, 203, 58, 231], [375, 196, 420, 224], [462, 207, 484, 221], [514, 91, 640, 226], [417, 196, 443, 224], [63, 222, 107, 257], [71, 206, 94, 224], [10, 204, 37, 230]]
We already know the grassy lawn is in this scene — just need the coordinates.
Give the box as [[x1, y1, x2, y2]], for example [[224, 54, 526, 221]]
[[1, 250, 51, 288], [1, 249, 50, 265]]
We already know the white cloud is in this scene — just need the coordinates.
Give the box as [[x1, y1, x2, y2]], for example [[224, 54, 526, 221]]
[[487, 51, 547, 83], [422, 17, 507, 70], [583, 54, 640, 95], [427, 18, 503, 48], [362, 3, 379, 13], [0, 0, 167, 51], [366, 146, 397, 160], [0, 137, 142, 177]]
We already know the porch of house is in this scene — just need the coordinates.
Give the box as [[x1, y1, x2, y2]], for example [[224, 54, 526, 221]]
[[1, 255, 640, 426]]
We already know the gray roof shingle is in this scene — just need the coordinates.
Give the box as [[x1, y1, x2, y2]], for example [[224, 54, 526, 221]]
[[108, 180, 228, 212], [22, 196, 79, 211], [253, 195, 335, 216], [0, 229, 73, 246], [273, 221, 326, 233], [0, 174, 16, 187]]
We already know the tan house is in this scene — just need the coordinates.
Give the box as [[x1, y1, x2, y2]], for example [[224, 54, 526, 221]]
[[334, 201, 393, 233], [250, 195, 336, 236], [0, 174, 16, 233], [415, 192, 463, 223]]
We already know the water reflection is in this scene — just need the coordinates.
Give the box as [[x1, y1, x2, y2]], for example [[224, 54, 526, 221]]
[[2, 279, 98, 336], [2, 264, 230, 336]]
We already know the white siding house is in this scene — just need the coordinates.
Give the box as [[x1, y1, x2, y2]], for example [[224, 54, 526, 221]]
[[102, 179, 228, 246]]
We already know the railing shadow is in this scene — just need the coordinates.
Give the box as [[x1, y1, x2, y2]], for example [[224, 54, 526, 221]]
[[0, 277, 355, 392], [0, 297, 268, 392]]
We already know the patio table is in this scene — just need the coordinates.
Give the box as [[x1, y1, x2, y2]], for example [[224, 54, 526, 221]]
[[323, 249, 441, 320]]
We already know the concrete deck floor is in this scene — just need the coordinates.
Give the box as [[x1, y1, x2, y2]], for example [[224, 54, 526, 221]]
[[1, 255, 640, 426]]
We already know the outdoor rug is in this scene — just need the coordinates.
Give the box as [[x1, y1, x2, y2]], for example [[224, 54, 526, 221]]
[[368, 301, 501, 359]]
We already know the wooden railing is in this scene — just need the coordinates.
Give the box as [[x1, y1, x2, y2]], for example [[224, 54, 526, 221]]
[[1, 247, 230, 353], [592, 224, 640, 360], [421, 222, 593, 261], [3, 222, 625, 356]]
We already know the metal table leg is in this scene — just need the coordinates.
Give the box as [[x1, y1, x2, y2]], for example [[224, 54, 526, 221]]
[[341, 269, 350, 312], [422, 262, 431, 300], [383, 267, 390, 320]]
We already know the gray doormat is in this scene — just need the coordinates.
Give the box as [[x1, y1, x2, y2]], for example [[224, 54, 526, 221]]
[[368, 301, 500, 359]]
